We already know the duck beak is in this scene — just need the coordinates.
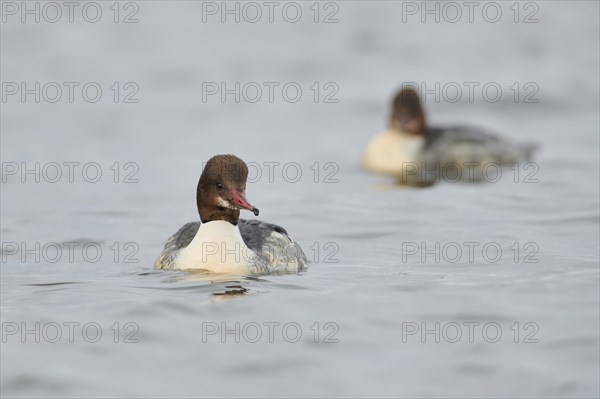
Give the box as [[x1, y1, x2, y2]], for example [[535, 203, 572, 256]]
[[231, 190, 259, 216]]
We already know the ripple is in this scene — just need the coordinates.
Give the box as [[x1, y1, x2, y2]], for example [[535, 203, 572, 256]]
[[24, 282, 80, 287], [1, 374, 75, 396]]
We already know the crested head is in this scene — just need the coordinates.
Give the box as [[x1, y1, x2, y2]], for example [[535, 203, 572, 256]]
[[196, 154, 259, 225], [390, 87, 427, 136]]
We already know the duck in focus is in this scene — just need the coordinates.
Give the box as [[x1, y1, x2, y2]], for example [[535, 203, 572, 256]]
[[154, 155, 308, 274], [362, 87, 537, 185]]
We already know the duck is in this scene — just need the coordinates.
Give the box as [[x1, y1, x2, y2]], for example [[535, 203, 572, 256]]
[[362, 87, 537, 185], [154, 154, 308, 274]]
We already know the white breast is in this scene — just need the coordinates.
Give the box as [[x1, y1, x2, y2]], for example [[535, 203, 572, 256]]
[[174, 220, 256, 273], [362, 129, 425, 176]]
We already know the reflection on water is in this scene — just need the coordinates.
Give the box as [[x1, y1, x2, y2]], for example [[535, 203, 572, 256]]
[[211, 285, 249, 298], [130, 270, 253, 298], [166, 271, 250, 297]]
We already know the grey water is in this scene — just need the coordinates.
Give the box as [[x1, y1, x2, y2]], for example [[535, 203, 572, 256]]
[[1, 1, 599, 397]]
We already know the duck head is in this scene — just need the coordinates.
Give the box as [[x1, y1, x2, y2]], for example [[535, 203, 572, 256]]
[[196, 154, 259, 225], [390, 87, 427, 136]]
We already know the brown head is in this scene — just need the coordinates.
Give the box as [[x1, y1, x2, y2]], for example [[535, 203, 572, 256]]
[[196, 154, 259, 225], [390, 87, 427, 136]]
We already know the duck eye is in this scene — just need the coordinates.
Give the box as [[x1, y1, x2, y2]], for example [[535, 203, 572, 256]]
[[216, 182, 223, 189]]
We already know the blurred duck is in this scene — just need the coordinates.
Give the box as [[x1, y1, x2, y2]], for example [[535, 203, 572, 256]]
[[155, 154, 308, 274], [362, 87, 536, 185]]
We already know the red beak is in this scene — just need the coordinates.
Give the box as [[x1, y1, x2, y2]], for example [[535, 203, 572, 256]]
[[231, 190, 259, 216]]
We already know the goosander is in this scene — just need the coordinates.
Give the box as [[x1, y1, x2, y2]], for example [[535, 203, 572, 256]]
[[154, 155, 308, 274], [362, 87, 537, 184]]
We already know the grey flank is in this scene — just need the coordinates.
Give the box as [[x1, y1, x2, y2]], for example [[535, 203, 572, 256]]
[[412, 125, 538, 184]]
